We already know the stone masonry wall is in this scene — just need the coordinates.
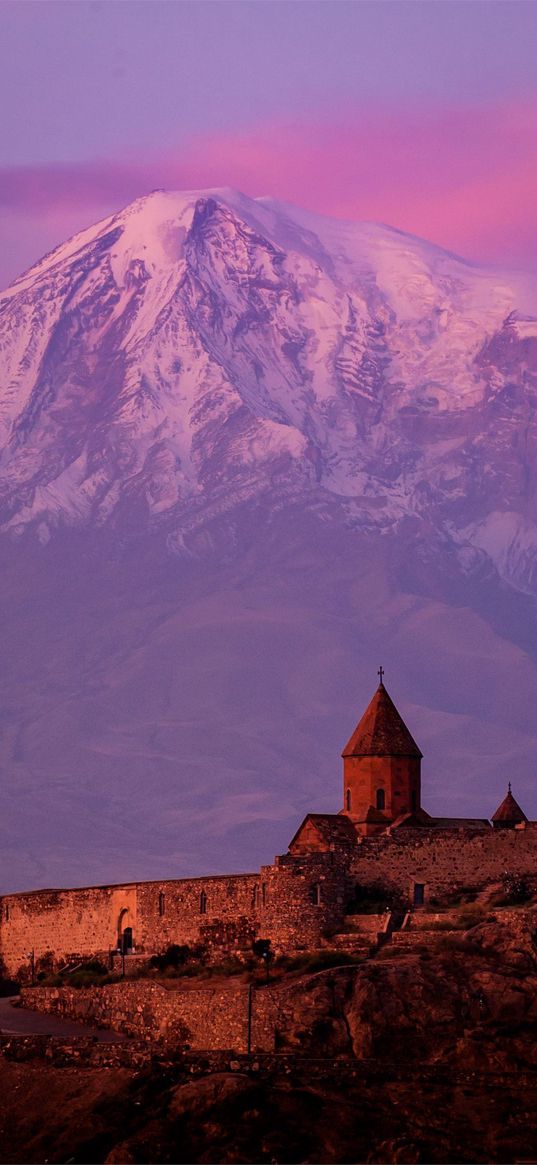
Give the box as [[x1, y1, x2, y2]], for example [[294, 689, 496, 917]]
[[21, 981, 253, 1050], [0, 856, 346, 979], [0, 884, 138, 980], [20, 970, 353, 1055], [349, 824, 537, 905], [5, 824, 537, 981], [259, 852, 350, 952], [137, 873, 261, 960]]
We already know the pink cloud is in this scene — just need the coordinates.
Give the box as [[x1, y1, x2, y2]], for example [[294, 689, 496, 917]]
[[1, 101, 537, 287]]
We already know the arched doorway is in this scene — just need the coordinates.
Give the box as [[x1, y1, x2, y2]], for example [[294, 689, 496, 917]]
[[117, 908, 134, 953]]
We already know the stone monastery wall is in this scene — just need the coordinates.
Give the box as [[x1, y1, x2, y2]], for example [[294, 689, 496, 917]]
[[1, 883, 139, 979], [350, 824, 537, 904], [3, 826, 537, 980], [0, 855, 349, 979]]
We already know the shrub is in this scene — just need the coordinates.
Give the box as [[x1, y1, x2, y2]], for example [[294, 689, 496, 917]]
[[39, 973, 64, 988], [440, 887, 479, 908], [490, 873, 532, 907], [252, 938, 272, 960], [37, 959, 112, 989], [149, 943, 209, 975], [150, 944, 192, 972], [435, 935, 483, 957], [171, 958, 245, 980], [68, 970, 108, 989], [75, 959, 108, 976]]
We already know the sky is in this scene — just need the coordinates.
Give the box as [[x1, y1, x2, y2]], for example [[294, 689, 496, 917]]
[[1, 0, 537, 287]]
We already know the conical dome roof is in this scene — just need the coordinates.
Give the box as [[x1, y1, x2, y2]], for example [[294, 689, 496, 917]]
[[342, 682, 422, 759], [492, 785, 527, 825]]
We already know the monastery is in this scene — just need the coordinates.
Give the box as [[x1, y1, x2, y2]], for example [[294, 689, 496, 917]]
[[1, 673, 534, 982]]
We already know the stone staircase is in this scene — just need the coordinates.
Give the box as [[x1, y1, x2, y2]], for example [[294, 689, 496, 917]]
[[324, 913, 392, 959], [324, 909, 415, 960], [328, 932, 374, 958]]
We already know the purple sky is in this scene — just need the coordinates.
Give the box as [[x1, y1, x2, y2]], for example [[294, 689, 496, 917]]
[[1, 0, 537, 287]]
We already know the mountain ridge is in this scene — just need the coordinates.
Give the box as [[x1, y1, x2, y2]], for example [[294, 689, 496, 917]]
[[2, 187, 537, 576], [2, 189, 537, 891]]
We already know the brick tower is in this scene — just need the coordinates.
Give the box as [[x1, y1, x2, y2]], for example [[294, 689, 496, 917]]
[[341, 671, 423, 835]]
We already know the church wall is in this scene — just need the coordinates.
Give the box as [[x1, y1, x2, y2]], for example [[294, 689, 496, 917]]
[[136, 873, 261, 959], [0, 857, 349, 979], [0, 884, 138, 980], [349, 825, 537, 904], [5, 825, 537, 980]]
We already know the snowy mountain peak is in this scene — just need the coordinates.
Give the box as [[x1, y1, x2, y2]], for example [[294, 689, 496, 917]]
[[4, 190, 537, 888], [1, 188, 537, 597]]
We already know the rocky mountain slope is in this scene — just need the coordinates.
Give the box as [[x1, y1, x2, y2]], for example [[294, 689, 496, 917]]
[[2, 191, 537, 890], [2, 188, 537, 580]]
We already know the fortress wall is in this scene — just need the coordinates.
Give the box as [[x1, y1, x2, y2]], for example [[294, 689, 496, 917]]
[[1, 874, 265, 978], [0, 884, 137, 979], [260, 853, 350, 950], [349, 825, 537, 904], [137, 873, 261, 959], [138, 857, 351, 958], [1, 856, 351, 980], [7, 824, 536, 980], [1, 861, 342, 979]]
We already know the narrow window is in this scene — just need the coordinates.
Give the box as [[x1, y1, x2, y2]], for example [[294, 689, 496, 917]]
[[346, 788, 351, 811], [252, 884, 260, 908], [158, 892, 165, 917], [376, 788, 385, 811], [413, 883, 425, 907], [411, 791, 417, 812], [261, 883, 267, 907], [311, 882, 321, 906], [200, 890, 207, 915], [5, 904, 9, 922]]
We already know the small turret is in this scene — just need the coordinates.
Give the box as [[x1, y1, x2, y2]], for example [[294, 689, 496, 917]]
[[491, 783, 528, 829]]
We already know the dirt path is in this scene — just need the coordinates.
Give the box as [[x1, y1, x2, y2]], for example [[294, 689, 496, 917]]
[[0, 996, 126, 1042]]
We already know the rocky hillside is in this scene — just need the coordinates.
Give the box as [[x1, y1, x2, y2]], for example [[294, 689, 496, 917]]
[[3, 913, 537, 1163]]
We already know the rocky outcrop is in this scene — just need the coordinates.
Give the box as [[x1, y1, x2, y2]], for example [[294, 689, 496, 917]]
[[8, 917, 537, 1161], [19, 914, 537, 1071]]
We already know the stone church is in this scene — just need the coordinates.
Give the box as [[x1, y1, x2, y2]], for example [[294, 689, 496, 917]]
[[0, 674, 533, 980]]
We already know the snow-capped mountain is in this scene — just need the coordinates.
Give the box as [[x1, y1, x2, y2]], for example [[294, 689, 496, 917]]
[[2, 188, 537, 590], [3, 190, 537, 893]]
